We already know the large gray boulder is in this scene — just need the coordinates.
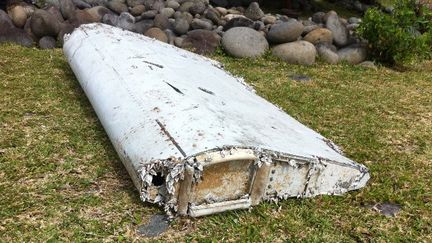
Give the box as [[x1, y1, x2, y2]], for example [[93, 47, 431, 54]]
[[325, 11, 348, 46], [222, 27, 268, 58], [337, 44, 367, 64], [267, 19, 303, 44], [272, 40, 316, 65]]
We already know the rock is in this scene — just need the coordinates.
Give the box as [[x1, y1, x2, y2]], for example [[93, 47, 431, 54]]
[[141, 10, 157, 19], [160, 7, 174, 18], [130, 5, 146, 16], [46, 5, 64, 23], [348, 17, 361, 24], [39, 36, 56, 49], [106, 0, 128, 14], [174, 36, 184, 47], [346, 23, 359, 31], [244, 2, 263, 21], [174, 17, 189, 34], [72, 0, 91, 9], [57, 22, 74, 44], [153, 13, 169, 29], [179, 1, 193, 12], [102, 13, 119, 26], [302, 24, 319, 35], [8, 5, 27, 28], [83, 6, 111, 22], [311, 11, 325, 24], [174, 11, 192, 22], [222, 27, 268, 58], [358, 61, 377, 70], [215, 6, 227, 15], [126, 0, 145, 7], [303, 28, 332, 45], [134, 19, 153, 33], [182, 29, 220, 54], [0, 11, 33, 47], [222, 16, 253, 31], [145, 27, 168, 42], [222, 13, 243, 21], [30, 9, 60, 38], [151, 0, 165, 11], [190, 18, 212, 30], [272, 40, 316, 65], [117, 12, 135, 31], [190, 0, 206, 15], [164, 28, 176, 44], [325, 11, 348, 46], [267, 19, 303, 44], [0, 9, 14, 27], [316, 43, 339, 64], [68, 9, 95, 27], [0, 28, 33, 47], [262, 15, 276, 25], [166, 1, 180, 10], [59, 0, 76, 20], [205, 7, 220, 25], [337, 44, 367, 64]]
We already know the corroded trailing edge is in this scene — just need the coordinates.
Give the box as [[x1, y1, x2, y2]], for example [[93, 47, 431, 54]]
[[137, 146, 369, 217], [63, 23, 370, 218]]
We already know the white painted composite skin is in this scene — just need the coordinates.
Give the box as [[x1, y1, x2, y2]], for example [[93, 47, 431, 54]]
[[63, 24, 369, 216]]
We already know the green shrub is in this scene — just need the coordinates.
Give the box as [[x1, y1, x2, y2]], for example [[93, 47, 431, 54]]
[[357, 0, 432, 64]]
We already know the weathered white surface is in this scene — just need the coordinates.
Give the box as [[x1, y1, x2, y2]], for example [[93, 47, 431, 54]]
[[63, 24, 370, 217]]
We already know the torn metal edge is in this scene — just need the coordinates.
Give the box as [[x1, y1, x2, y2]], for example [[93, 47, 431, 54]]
[[136, 145, 370, 217]]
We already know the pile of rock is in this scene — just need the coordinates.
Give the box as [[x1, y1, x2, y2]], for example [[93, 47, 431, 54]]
[[0, 0, 368, 65]]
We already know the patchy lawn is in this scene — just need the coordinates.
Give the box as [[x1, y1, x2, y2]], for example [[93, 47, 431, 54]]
[[0, 44, 431, 241]]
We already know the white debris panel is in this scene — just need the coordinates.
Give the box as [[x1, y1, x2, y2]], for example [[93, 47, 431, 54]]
[[63, 23, 370, 217]]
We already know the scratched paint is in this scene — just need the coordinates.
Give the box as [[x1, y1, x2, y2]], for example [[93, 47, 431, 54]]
[[63, 24, 370, 217]]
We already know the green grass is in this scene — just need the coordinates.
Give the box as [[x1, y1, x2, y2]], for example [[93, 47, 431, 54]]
[[1, 44, 431, 241]]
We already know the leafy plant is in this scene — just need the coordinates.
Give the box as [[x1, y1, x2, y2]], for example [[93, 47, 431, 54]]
[[357, 0, 432, 64]]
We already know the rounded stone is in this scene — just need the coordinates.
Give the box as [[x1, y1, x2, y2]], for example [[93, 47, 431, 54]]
[[303, 28, 333, 45], [130, 5, 146, 16], [325, 11, 348, 46], [182, 29, 220, 54], [30, 9, 60, 38], [189, 1, 206, 15], [8, 5, 27, 28], [160, 7, 175, 18], [244, 2, 264, 21], [337, 45, 367, 64], [166, 1, 180, 10], [59, 0, 75, 20], [272, 40, 317, 65], [153, 13, 169, 29], [267, 19, 304, 44], [39, 36, 56, 49], [262, 15, 276, 25], [222, 27, 268, 58], [144, 27, 168, 42], [106, 0, 128, 14], [190, 18, 212, 30], [316, 43, 339, 64], [174, 17, 189, 34]]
